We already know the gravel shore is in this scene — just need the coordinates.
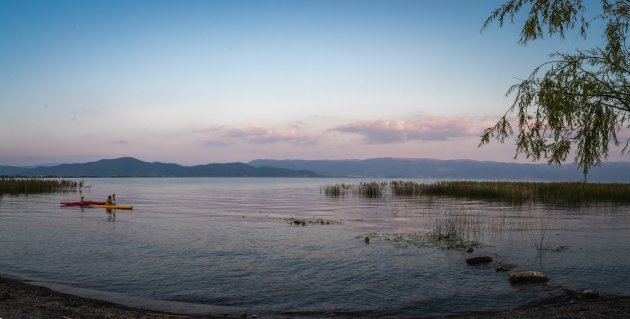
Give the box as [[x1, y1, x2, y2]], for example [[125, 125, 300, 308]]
[[2, 275, 630, 319]]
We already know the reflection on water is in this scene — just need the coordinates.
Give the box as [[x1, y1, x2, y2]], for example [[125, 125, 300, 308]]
[[0, 178, 629, 317]]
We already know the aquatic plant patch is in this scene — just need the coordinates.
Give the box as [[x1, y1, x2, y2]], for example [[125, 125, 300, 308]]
[[284, 217, 341, 226], [362, 232, 486, 251]]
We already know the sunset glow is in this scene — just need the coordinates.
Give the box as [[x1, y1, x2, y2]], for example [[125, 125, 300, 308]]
[[1, 0, 620, 166]]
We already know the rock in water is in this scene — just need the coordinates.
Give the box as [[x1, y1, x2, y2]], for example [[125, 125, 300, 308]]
[[466, 256, 493, 265], [509, 271, 549, 284], [577, 289, 599, 299]]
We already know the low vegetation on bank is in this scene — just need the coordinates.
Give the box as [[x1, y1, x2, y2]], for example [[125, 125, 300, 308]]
[[323, 180, 630, 205], [0, 178, 82, 195]]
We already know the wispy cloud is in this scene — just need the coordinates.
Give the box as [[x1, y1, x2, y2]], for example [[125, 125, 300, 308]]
[[192, 125, 225, 133], [195, 124, 317, 145], [330, 116, 483, 144]]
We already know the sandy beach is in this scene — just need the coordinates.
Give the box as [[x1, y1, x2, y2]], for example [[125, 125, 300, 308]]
[[2, 275, 630, 319]]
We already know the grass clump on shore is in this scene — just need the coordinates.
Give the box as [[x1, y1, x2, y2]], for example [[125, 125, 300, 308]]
[[0, 178, 82, 195]]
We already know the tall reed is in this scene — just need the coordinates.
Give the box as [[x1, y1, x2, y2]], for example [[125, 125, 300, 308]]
[[417, 181, 630, 205], [322, 184, 352, 196], [0, 178, 82, 195], [354, 182, 385, 198], [390, 180, 423, 196], [323, 180, 630, 205]]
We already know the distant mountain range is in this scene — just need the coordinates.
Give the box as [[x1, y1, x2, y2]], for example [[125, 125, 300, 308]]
[[0, 165, 29, 176], [0, 157, 319, 177], [2, 157, 629, 181], [248, 158, 630, 182]]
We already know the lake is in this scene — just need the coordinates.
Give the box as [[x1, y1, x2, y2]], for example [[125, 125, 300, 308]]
[[1, 178, 629, 317]]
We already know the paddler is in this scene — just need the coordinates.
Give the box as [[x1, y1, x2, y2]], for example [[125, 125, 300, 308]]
[[106, 195, 113, 205]]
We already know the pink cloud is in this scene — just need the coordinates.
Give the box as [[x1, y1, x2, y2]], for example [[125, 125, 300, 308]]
[[227, 125, 316, 144], [196, 124, 317, 145], [331, 116, 483, 144]]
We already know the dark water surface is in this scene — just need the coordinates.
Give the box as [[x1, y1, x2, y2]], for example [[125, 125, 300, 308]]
[[1, 178, 629, 317]]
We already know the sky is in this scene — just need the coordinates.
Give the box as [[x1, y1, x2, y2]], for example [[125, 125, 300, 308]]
[[1, 0, 625, 166]]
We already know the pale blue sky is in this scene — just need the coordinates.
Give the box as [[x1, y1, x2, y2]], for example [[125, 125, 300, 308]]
[[1, 0, 620, 165]]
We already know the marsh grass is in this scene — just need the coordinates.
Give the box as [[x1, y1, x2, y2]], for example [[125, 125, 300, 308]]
[[0, 178, 82, 195], [527, 213, 550, 255], [322, 184, 352, 197], [354, 182, 386, 198], [396, 181, 630, 206], [390, 180, 423, 196], [325, 180, 630, 204]]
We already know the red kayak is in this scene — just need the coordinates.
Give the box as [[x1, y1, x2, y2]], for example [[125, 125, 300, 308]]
[[60, 201, 106, 207]]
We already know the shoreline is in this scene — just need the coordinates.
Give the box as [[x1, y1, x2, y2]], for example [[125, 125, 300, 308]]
[[2, 275, 630, 318]]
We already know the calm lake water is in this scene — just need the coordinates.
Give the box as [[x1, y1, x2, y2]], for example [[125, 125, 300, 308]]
[[1, 178, 629, 317]]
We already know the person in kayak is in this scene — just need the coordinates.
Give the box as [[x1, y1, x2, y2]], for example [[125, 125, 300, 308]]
[[106, 195, 113, 205]]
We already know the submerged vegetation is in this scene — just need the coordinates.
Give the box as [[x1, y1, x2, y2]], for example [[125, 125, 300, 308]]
[[285, 217, 341, 226], [544, 245, 570, 253], [0, 178, 82, 195], [362, 212, 485, 251], [370, 231, 484, 251], [323, 180, 630, 205]]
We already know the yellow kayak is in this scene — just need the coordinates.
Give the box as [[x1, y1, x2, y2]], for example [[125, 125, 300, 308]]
[[90, 204, 133, 210]]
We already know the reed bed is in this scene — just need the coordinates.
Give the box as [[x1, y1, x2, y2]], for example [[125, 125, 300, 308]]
[[322, 183, 352, 196], [418, 181, 630, 205], [0, 178, 82, 195], [323, 180, 630, 205], [390, 180, 424, 196], [354, 181, 386, 198], [418, 181, 534, 204]]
